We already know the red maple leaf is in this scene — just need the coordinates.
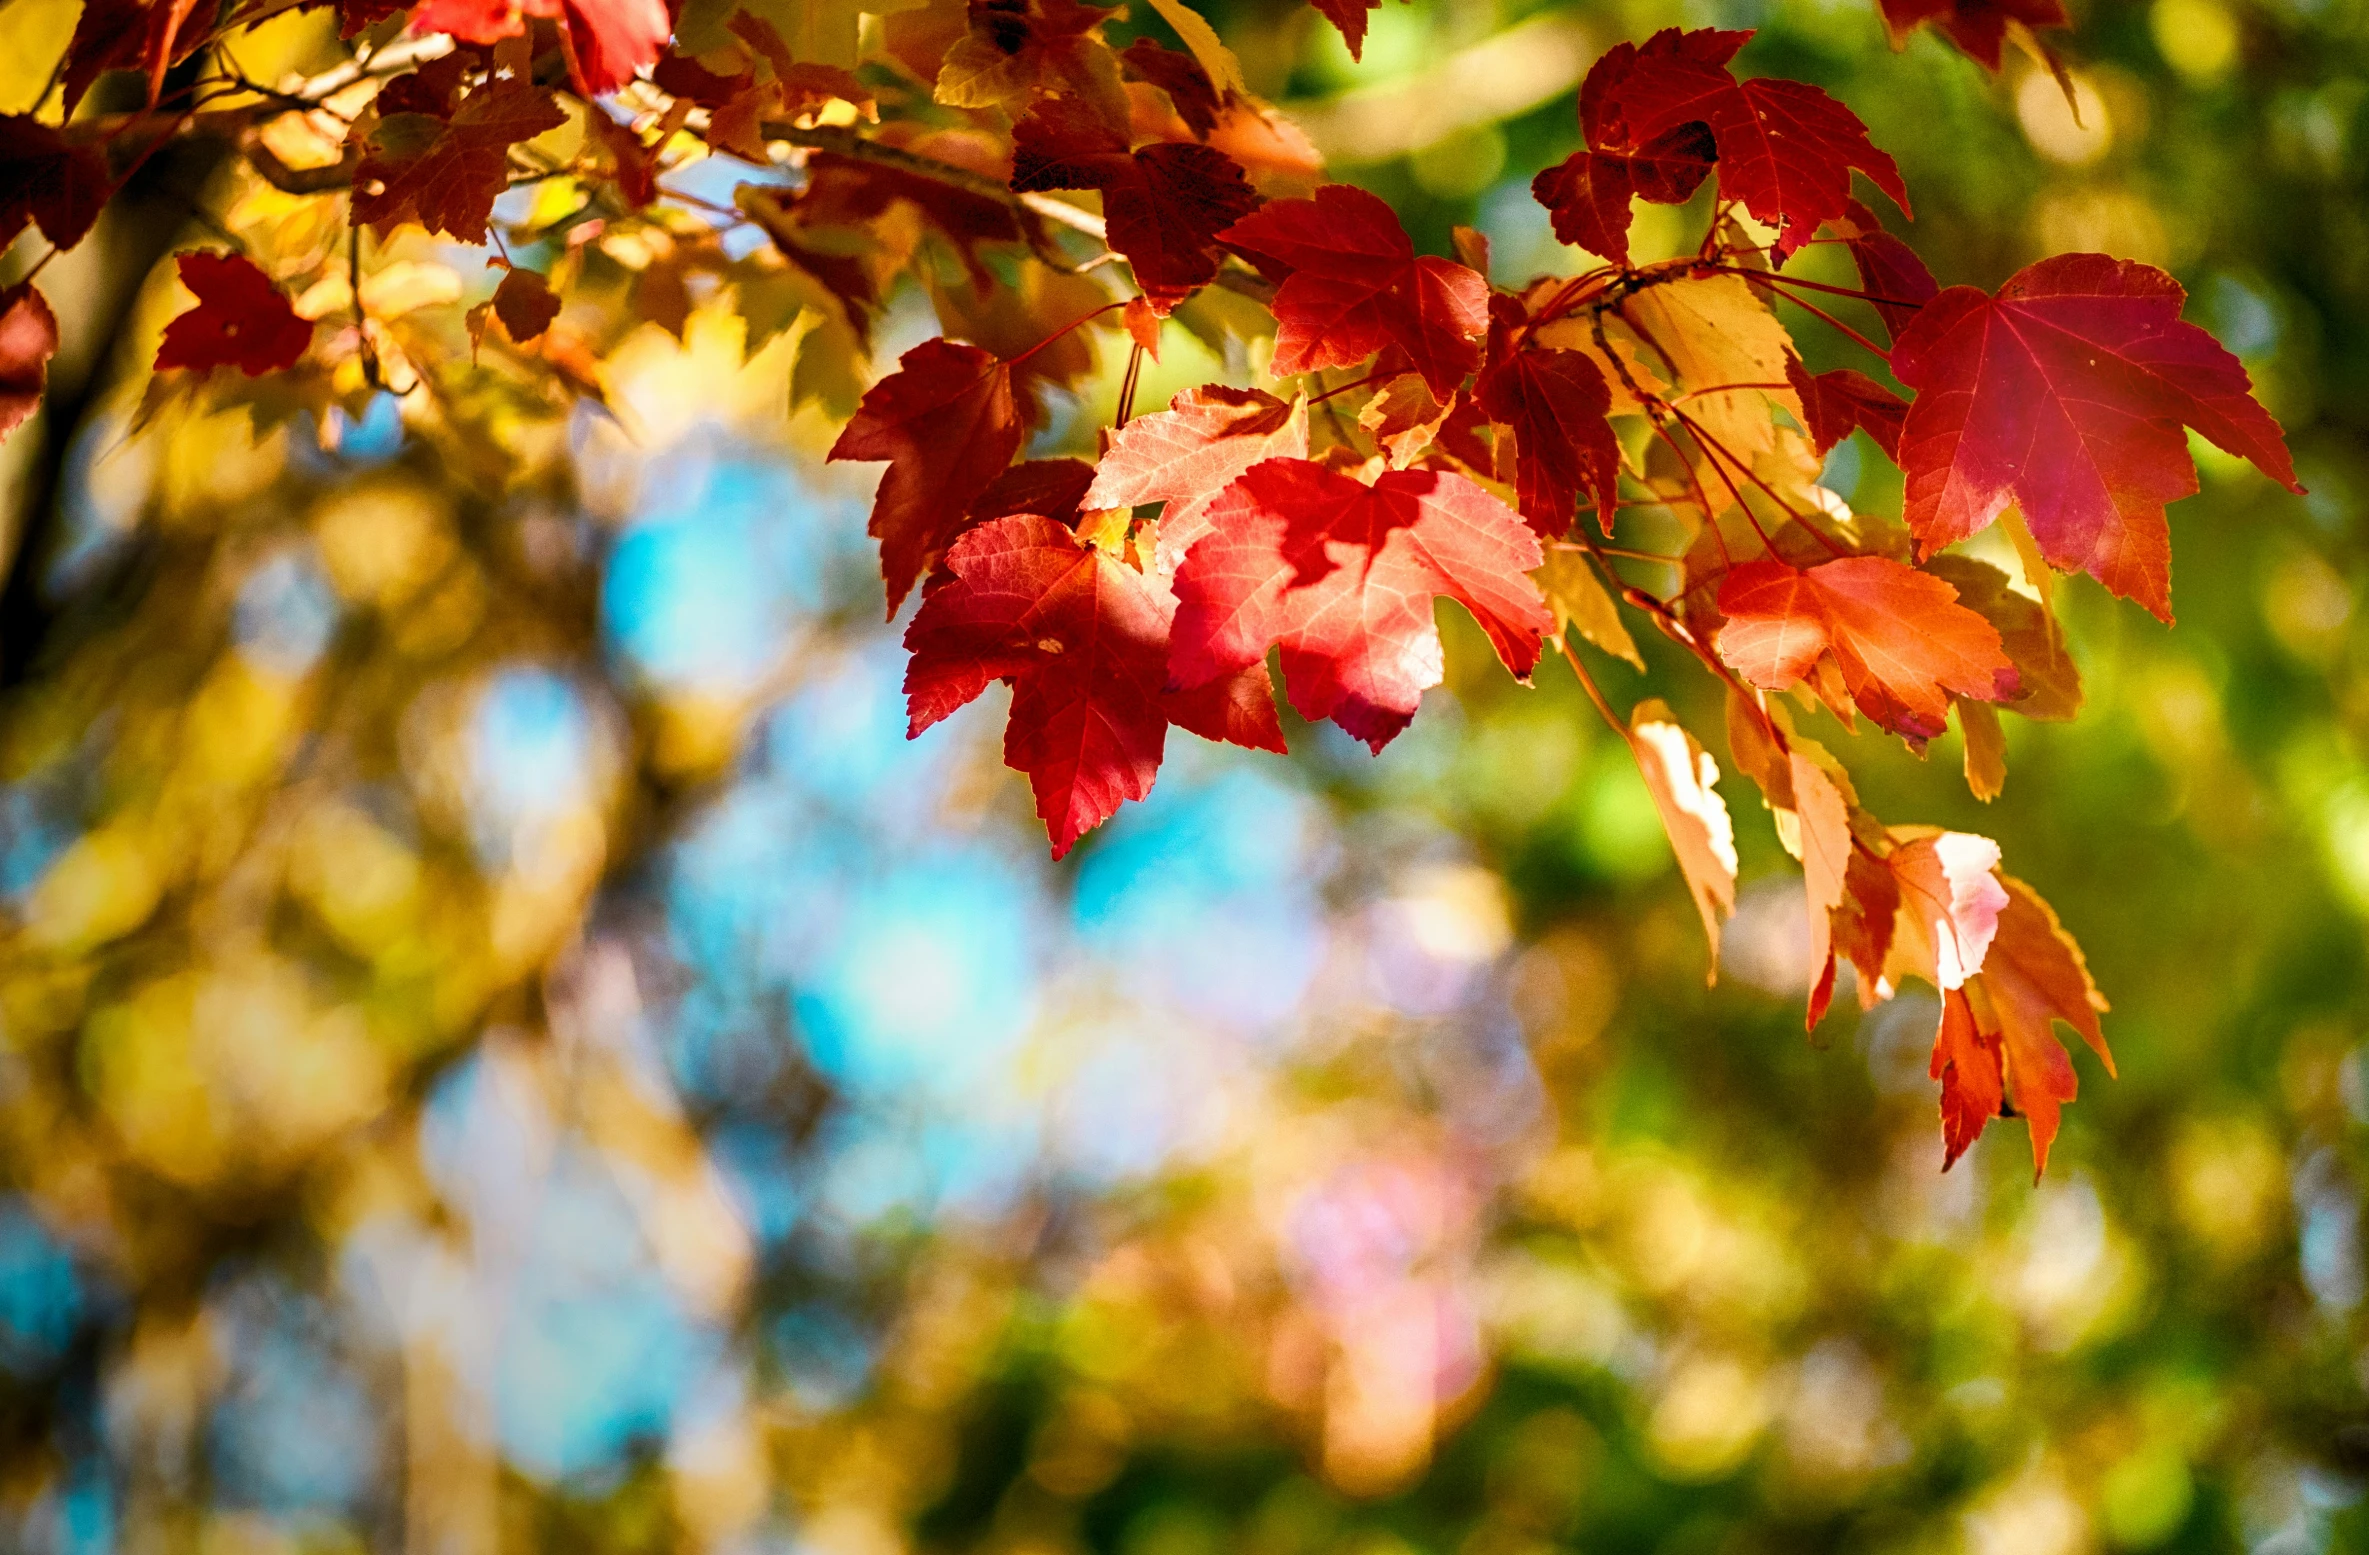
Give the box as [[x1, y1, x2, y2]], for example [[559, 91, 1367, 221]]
[[1082, 384, 1306, 563], [1530, 39, 1716, 265], [1167, 460, 1551, 751], [0, 283, 59, 445], [491, 266, 562, 342], [153, 252, 312, 376], [56, 0, 207, 112], [971, 458, 1099, 526], [1612, 27, 1909, 259], [1890, 253, 2304, 622], [1829, 197, 1935, 344], [0, 117, 110, 254], [1476, 315, 1623, 538], [1305, 0, 1392, 61], [1119, 38, 1224, 140], [1010, 96, 1259, 311], [906, 513, 1281, 856], [352, 78, 569, 242], [1217, 184, 1488, 400], [1928, 876, 2111, 1173], [556, 0, 671, 94], [1786, 357, 1907, 460], [829, 337, 1026, 615], [1879, 0, 2068, 70], [1715, 556, 2018, 741]]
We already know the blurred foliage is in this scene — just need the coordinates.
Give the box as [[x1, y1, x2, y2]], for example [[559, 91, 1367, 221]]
[[0, 1, 2367, 1553]]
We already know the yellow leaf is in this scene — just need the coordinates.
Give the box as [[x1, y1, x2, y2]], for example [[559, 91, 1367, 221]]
[[1961, 700, 2007, 801], [1618, 273, 1800, 514], [1534, 546, 1643, 670], [1146, 0, 1247, 96]]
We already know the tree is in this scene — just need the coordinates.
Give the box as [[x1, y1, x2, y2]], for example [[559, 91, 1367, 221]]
[[0, 0, 2342, 1539], [3, 0, 2294, 1177]]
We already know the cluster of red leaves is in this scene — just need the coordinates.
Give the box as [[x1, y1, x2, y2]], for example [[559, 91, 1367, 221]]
[[0, 0, 2303, 1178]]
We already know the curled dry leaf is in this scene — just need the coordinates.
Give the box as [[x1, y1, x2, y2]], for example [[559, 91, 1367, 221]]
[[1627, 699, 1738, 978]]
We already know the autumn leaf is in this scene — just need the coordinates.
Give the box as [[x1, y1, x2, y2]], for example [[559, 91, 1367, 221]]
[[1970, 875, 2113, 1176], [0, 117, 110, 254], [1081, 383, 1307, 565], [56, 0, 205, 113], [1120, 38, 1225, 140], [1716, 556, 2019, 741], [1305, 0, 1386, 61], [1356, 374, 1452, 468], [352, 78, 569, 243], [0, 283, 59, 446], [1930, 987, 2002, 1168], [905, 513, 1175, 856], [1886, 828, 2007, 990], [829, 337, 1025, 615], [1476, 334, 1622, 539], [1921, 554, 2082, 721], [1787, 357, 1908, 460], [1789, 746, 1854, 1026], [1829, 197, 1935, 344], [1010, 96, 1260, 310], [1615, 272, 1798, 512], [1627, 699, 1738, 976], [1611, 27, 1909, 258], [558, 0, 672, 93], [1167, 459, 1550, 751], [936, 0, 1130, 131], [1530, 38, 1716, 265], [1891, 254, 2304, 622], [1217, 184, 1489, 401], [906, 512, 1279, 856], [154, 253, 313, 377], [1535, 547, 1643, 670], [971, 458, 1099, 526], [1879, 0, 2068, 70], [492, 267, 562, 342]]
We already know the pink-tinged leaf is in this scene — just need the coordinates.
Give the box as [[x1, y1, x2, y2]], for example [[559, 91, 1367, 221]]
[[1716, 556, 2019, 741], [1792, 748, 1853, 1028], [154, 253, 312, 376], [1082, 384, 1307, 564], [1891, 253, 2304, 623], [829, 338, 1025, 615], [560, 0, 671, 94], [1167, 459, 1550, 751], [0, 283, 59, 445], [1887, 829, 2007, 990], [1217, 184, 1488, 401]]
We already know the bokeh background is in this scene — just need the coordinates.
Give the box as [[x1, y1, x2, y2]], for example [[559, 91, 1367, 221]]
[[1, 0, 2367, 1551]]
